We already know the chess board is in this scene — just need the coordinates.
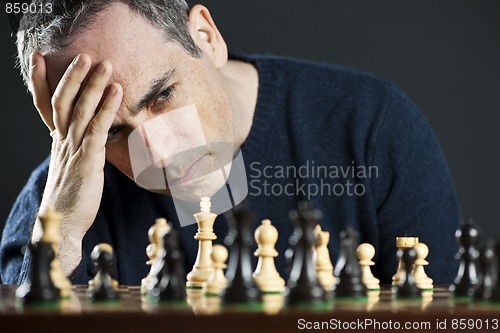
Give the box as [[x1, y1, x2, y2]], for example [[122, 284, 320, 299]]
[[1, 285, 500, 333]]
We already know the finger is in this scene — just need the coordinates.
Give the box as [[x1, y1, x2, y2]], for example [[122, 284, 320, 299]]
[[83, 83, 123, 155], [51, 53, 91, 137], [30, 52, 55, 131], [68, 61, 113, 147]]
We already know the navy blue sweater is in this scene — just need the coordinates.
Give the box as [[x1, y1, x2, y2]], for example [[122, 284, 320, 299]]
[[0, 55, 460, 285]]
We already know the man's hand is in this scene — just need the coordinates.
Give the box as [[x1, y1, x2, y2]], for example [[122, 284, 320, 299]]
[[30, 52, 123, 276]]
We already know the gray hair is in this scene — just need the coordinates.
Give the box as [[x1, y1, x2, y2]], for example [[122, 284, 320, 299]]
[[17, 0, 202, 88]]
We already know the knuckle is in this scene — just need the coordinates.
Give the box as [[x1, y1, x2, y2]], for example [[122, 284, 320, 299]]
[[72, 104, 86, 121], [101, 60, 112, 70], [99, 102, 111, 114], [56, 71, 77, 94], [60, 73, 71, 86], [87, 120, 103, 135]]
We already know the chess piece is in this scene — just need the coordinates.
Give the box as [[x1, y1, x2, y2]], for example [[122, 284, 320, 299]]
[[87, 244, 119, 301], [186, 197, 217, 293], [450, 218, 481, 297], [16, 241, 60, 303], [253, 219, 285, 293], [39, 208, 72, 298], [393, 247, 421, 298], [223, 201, 260, 303], [334, 228, 367, 298], [474, 239, 497, 301], [149, 224, 186, 301], [392, 237, 419, 285], [204, 245, 229, 296], [141, 218, 170, 294], [287, 202, 326, 304], [313, 225, 336, 292], [413, 242, 433, 290], [88, 243, 119, 290], [16, 208, 65, 303], [356, 243, 380, 291]]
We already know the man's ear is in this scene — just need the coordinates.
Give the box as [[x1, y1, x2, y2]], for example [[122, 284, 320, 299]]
[[187, 5, 228, 68]]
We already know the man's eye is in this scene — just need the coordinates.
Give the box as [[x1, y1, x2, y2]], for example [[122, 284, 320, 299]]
[[107, 125, 125, 142], [154, 86, 175, 105]]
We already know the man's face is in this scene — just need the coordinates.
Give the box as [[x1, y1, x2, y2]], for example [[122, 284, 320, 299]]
[[44, 3, 235, 200]]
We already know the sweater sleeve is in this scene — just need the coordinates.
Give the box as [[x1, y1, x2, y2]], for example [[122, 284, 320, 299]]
[[0, 158, 87, 284], [369, 84, 461, 284]]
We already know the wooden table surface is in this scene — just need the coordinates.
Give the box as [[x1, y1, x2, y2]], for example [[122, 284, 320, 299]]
[[1, 284, 500, 332]]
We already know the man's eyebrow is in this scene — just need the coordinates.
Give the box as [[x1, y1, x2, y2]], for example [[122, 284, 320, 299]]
[[130, 67, 178, 117]]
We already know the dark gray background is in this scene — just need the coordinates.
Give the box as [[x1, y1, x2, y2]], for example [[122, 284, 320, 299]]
[[1, 0, 499, 242]]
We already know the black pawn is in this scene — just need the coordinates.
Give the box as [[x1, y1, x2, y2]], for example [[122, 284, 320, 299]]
[[88, 247, 118, 301], [150, 225, 186, 301], [393, 248, 421, 298], [287, 202, 326, 304], [474, 239, 496, 301], [450, 218, 481, 297], [223, 202, 259, 303], [334, 228, 367, 298], [18, 242, 60, 303]]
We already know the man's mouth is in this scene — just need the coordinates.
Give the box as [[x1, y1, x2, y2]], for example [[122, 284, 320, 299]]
[[166, 155, 205, 187]]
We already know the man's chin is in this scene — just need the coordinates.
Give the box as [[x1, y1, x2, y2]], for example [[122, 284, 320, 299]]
[[146, 188, 208, 202], [146, 177, 226, 203]]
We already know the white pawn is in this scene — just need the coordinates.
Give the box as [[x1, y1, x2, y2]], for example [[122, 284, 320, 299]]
[[356, 243, 380, 291], [253, 219, 285, 293], [413, 242, 434, 290], [313, 225, 336, 291], [204, 245, 229, 296]]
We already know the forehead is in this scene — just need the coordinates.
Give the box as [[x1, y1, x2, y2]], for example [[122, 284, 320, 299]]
[[45, 2, 183, 96]]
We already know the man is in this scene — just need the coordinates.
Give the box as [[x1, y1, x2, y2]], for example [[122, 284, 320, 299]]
[[1, 0, 460, 285]]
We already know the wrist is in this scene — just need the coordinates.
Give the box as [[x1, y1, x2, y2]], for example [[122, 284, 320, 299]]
[[58, 235, 83, 277]]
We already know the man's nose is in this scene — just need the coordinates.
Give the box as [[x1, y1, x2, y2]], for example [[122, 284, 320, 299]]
[[127, 105, 208, 179], [141, 124, 179, 168], [127, 122, 181, 180]]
